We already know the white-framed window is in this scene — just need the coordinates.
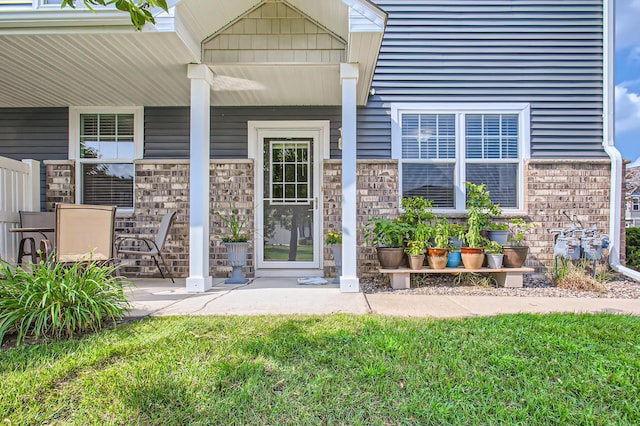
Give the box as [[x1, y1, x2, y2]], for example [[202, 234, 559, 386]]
[[69, 107, 143, 213], [391, 103, 530, 212], [633, 198, 640, 211]]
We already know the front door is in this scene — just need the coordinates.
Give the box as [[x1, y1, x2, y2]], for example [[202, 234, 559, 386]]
[[251, 122, 327, 276]]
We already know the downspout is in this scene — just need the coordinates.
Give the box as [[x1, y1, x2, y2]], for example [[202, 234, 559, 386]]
[[602, 0, 640, 280]]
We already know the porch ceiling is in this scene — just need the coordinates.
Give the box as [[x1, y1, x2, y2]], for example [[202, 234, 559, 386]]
[[0, 32, 197, 107], [0, 0, 384, 108]]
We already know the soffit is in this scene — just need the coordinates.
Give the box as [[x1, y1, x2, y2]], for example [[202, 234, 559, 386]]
[[0, 32, 196, 107]]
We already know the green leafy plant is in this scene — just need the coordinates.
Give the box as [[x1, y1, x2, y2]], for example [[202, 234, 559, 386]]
[[625, 227, 640, 271], [364, 217, 412, 248], [405, 240, 425, 256], [215, 203, 249, 243], [448, 223, 466, 249], [325, 229, 342, 245], [0, 260, 132, 346], [507, 218, 536, 246], [464, 182, 502, 248], [404, 223, 432, 255], [488, 222, 508, 231], [400, 197, 435, 226], [62, 0, 169, 31], [433, 217, 450, 249], [484, 239, 503, 254]]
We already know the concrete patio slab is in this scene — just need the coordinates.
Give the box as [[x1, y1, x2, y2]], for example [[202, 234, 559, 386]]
[[126, 278, 640, 319], [127, 277, 369, 317]]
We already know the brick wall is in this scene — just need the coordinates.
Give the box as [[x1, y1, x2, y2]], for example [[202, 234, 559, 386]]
[[526, 159, 611, 276], [210, 160, 255, 277], [44, 158, 613, 281], [44, 160, 75, 212], [323, 159, 400, 277]]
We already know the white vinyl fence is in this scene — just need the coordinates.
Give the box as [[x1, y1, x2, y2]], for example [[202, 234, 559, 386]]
[[0, 157, 40, 263]]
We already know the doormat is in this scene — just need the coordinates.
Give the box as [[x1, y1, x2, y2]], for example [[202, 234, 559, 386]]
[[297, 277, 328, 285]]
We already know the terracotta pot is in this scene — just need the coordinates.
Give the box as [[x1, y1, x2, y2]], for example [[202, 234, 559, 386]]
[[503, 246, 529, 268], [427, 247, 450, 269], [376, 247, 405, 269], [461, 247, 485, 269], [407, 254, 425, 270]]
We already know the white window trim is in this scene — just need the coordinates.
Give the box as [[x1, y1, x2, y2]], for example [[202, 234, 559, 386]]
[[391, 102, 530, 214], [69, 106, 144, 214]]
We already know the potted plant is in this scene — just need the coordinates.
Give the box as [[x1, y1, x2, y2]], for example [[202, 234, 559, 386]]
[[427, 217, 450, 269], [487, 222, 509, 245], [325, 228, 342, 284], [484, 240, 504, 269], [364, 217, 412, 269], [462, 182, 502, 269], [446, 223, 465, 267], [406, 222, 432, 269], [405, 239, 426, 270], [503, 218, 536, 268], [216, 204, 250, 284]]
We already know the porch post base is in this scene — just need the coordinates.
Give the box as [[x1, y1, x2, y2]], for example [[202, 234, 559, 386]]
[[186, 276, 213, 293], [339, 276, 359, 293]]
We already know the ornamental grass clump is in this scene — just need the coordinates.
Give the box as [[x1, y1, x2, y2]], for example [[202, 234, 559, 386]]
[[554, 260, 607, 293], [0, 259, 132, 346]]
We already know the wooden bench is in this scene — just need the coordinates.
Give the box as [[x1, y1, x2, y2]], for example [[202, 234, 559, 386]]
[[378, 267, 535, 290]]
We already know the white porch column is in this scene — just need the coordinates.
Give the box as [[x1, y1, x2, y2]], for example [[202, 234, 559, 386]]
[[186, 64, 214, 292], [340, 63, 360, 292]]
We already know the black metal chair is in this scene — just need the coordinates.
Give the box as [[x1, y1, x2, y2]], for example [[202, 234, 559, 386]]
[[17, 211, 55, 266], [115, 211, 177, 283]]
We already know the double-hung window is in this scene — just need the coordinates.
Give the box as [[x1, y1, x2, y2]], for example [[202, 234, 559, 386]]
[[392, 103, 530, 212], [69, 107, 143, 213]]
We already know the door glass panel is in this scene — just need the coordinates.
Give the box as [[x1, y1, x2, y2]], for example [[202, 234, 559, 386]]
[[263, 139, 314, 262]]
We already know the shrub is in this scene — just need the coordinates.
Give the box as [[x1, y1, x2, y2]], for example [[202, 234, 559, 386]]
[[0, 260, 132, 346], [625, 227, 640, 271]]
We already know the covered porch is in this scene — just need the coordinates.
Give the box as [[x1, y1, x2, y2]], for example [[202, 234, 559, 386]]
[[0, 0, 387, 292]]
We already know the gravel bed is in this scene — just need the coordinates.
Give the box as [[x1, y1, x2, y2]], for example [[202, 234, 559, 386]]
[[361, 272, 640, 299]]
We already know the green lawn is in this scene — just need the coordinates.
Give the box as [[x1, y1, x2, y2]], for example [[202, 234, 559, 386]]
[[264, 244, 313, 260], [1, 314, 639, 425]]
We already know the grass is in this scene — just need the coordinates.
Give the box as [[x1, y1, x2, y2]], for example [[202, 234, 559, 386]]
[[1, 314, 639, 425], [264, 244, 313, 261]]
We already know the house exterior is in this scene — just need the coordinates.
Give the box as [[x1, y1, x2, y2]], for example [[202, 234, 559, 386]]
[[625, 163, 640, 227], [0, 0, 625, 291], [626, 186, 640, 227]]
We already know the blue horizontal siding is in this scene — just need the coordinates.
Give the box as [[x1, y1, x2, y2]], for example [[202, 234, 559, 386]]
[[359, 0, 606, 159], [144, 106, 342, 159], [0, 107, 69, 211]]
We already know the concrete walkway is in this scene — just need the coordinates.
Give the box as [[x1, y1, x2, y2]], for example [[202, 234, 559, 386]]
[[128, 278, 640, 318], [126, 277, 640, 318]]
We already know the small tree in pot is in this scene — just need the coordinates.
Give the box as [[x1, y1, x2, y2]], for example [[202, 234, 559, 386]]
[[462, 182, 502, 269]]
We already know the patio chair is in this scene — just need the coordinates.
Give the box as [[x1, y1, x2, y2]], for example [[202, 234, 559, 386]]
[[115, 210, 177, 283], [41, 204, 117, 264], [16, 211, 55, 266]]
